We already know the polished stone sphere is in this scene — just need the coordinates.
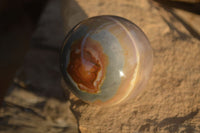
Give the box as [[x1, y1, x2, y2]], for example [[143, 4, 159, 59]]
[[60, 15, 153, 106]]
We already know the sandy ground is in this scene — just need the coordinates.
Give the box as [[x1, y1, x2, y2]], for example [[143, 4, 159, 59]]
[[66, 0, 200, 132], [1, 0, 200, 133]]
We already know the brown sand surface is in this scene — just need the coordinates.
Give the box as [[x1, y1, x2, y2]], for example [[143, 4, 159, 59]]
[[66, 0, 200, 132], [1, 0, 200, 133]]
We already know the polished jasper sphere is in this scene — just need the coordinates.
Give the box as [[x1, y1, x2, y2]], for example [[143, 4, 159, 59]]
[[60, 16, 153, 106]]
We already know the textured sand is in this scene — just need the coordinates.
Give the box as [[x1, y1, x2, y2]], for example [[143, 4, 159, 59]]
[[65, 0, 200, 132]]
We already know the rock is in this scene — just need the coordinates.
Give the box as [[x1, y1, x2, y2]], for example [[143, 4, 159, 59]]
[[1, 0, 200, 133]]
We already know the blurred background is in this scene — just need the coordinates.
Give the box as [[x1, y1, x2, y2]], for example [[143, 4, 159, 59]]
[[0, 0, 48, 103]]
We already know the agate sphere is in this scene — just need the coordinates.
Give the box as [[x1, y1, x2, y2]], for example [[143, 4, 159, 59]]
[[60, 15, 153, 106]]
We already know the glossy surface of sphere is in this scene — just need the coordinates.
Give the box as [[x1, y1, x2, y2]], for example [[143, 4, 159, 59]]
[[60, 16, 153, 106]]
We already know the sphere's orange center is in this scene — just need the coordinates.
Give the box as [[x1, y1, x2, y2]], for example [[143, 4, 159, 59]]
[[67, 38, 108, 94]]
